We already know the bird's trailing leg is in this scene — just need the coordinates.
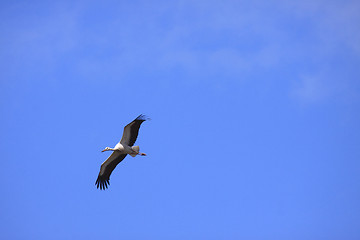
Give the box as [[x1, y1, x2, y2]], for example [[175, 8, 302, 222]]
[[129, 150, 147, 157]]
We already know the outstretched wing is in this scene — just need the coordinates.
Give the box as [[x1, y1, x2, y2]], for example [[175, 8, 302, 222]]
[[120, 114, 148, 146], [95, 151, 127, 190]]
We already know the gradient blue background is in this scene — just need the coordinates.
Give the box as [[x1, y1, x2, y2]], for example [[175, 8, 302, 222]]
[[1, 1, 360, 239]]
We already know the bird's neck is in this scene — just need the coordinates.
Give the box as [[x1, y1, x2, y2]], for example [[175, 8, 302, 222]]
[[105, 148, 117, 152]]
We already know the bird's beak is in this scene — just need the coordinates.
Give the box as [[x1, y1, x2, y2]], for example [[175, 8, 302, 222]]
[[101, 149, 106, 152]]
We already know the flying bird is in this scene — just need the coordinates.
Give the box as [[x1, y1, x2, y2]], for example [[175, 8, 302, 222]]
[[95, 114, 149, 190]]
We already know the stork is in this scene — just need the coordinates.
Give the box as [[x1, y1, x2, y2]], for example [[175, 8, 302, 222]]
[[95, 114, 149, 190]]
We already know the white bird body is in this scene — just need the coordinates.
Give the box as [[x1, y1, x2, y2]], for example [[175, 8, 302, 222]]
[[111, 143, 128, 153], [114, 142, 125, 151], [103, 143, 140, 156], [95, 114, 149, 190]]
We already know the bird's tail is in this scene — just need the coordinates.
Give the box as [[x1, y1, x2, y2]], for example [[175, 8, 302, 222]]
[[130, 146, 140, 157]]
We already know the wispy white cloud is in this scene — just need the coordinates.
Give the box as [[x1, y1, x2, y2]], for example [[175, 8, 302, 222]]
[[0, 2, 80, 82], [291, 70, 359, 104], [1, 0, 359, 102], [291, 75, 330, 103], [279, 0, 360, 54]]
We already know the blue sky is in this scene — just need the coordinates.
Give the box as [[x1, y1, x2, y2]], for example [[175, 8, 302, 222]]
[[1, 0, 360, 239]]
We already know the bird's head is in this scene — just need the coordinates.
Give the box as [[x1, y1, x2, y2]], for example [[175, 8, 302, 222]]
[[101, 147, 111, 152]]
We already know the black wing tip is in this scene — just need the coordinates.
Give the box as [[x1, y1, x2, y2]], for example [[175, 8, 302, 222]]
[[135, 114, 151, 121], [95, 177, 110, 190]]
